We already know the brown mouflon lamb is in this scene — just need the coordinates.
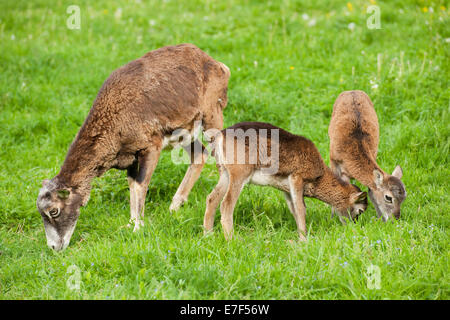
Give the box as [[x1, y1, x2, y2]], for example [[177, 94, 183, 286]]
[[328, 90, 406, 221], [36, 44, 230, 251], [203, 122, 368, 241]]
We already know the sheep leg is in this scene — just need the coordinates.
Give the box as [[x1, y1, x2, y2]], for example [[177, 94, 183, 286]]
[[219, 167, 252, 240], [203, 167, 228, 234], [169, 140, 208, 212], [283, 192, 295, 215], [127, 146, 161, 231], [288, 175, 307, 241]]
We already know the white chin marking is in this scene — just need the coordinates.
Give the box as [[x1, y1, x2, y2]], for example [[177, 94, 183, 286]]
[[45, 222, 77, 251], [62, 222, 77, 250], [44, 223, 62, 250]]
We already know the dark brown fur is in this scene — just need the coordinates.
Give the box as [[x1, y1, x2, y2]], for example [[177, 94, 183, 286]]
[[37, 43, 230, 250], [204, 122, 368, 241]]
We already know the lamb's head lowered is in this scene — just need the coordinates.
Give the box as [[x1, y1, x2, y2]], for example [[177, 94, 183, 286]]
[[36, 178, 86, 251]]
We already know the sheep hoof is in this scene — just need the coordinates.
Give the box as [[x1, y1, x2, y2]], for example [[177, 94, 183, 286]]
[[134, 219, 144, 231], [169, 195, 186, 212], [126, 219, 144, 231]]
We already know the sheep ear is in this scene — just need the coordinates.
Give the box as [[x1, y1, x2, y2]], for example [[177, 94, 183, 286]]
[[56, 189, 70, 200], [373, 169, 384, 188], [392, 165, 403, 179], [351, 191, 367, 203]]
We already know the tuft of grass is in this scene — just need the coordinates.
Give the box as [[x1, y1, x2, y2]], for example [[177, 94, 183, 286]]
[[0, 0, 448, 299]]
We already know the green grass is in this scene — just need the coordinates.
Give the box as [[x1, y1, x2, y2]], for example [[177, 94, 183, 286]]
[[0, 0, 449, 299]]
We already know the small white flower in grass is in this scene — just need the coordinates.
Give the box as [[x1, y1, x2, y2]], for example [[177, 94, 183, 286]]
[[149, 19, 156, 26], [348, 22, 356, 31], [370, 79, 379, 89], [114, 8, 122, 20], [429, 7, 434, 13], [302, 13, 310, 21], [137, 35, 142, 44], [308, 18, 316, 27], [254, 61, 258, 67], [11, 34, 15, 40], [445, 38, 450, 43]]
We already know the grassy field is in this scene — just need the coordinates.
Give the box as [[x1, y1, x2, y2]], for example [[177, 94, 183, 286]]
[[0, 0, 448, 299]]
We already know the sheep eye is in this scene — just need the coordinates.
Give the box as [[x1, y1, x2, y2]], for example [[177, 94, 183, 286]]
[[49, 208, 61, 218], [384, 195, 393, 203]]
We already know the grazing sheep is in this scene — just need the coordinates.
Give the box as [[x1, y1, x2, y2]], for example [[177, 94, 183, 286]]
[[36, 43, 230, 250], [203, 122, 368, 241], [328, 90, 406, 221]]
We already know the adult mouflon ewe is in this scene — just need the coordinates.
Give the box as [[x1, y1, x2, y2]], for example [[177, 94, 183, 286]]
[[36, 44, 230, 251]]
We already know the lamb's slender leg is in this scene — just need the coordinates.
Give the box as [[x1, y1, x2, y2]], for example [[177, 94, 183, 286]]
[[220, 167, 251, 240], [288, 175, 307, 241], [203, 168, 228, 234], [170, 140, 208, 212], [283, 192, 295, 215], [127, 145, 162, 232], [127, 162, 139, 229]]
